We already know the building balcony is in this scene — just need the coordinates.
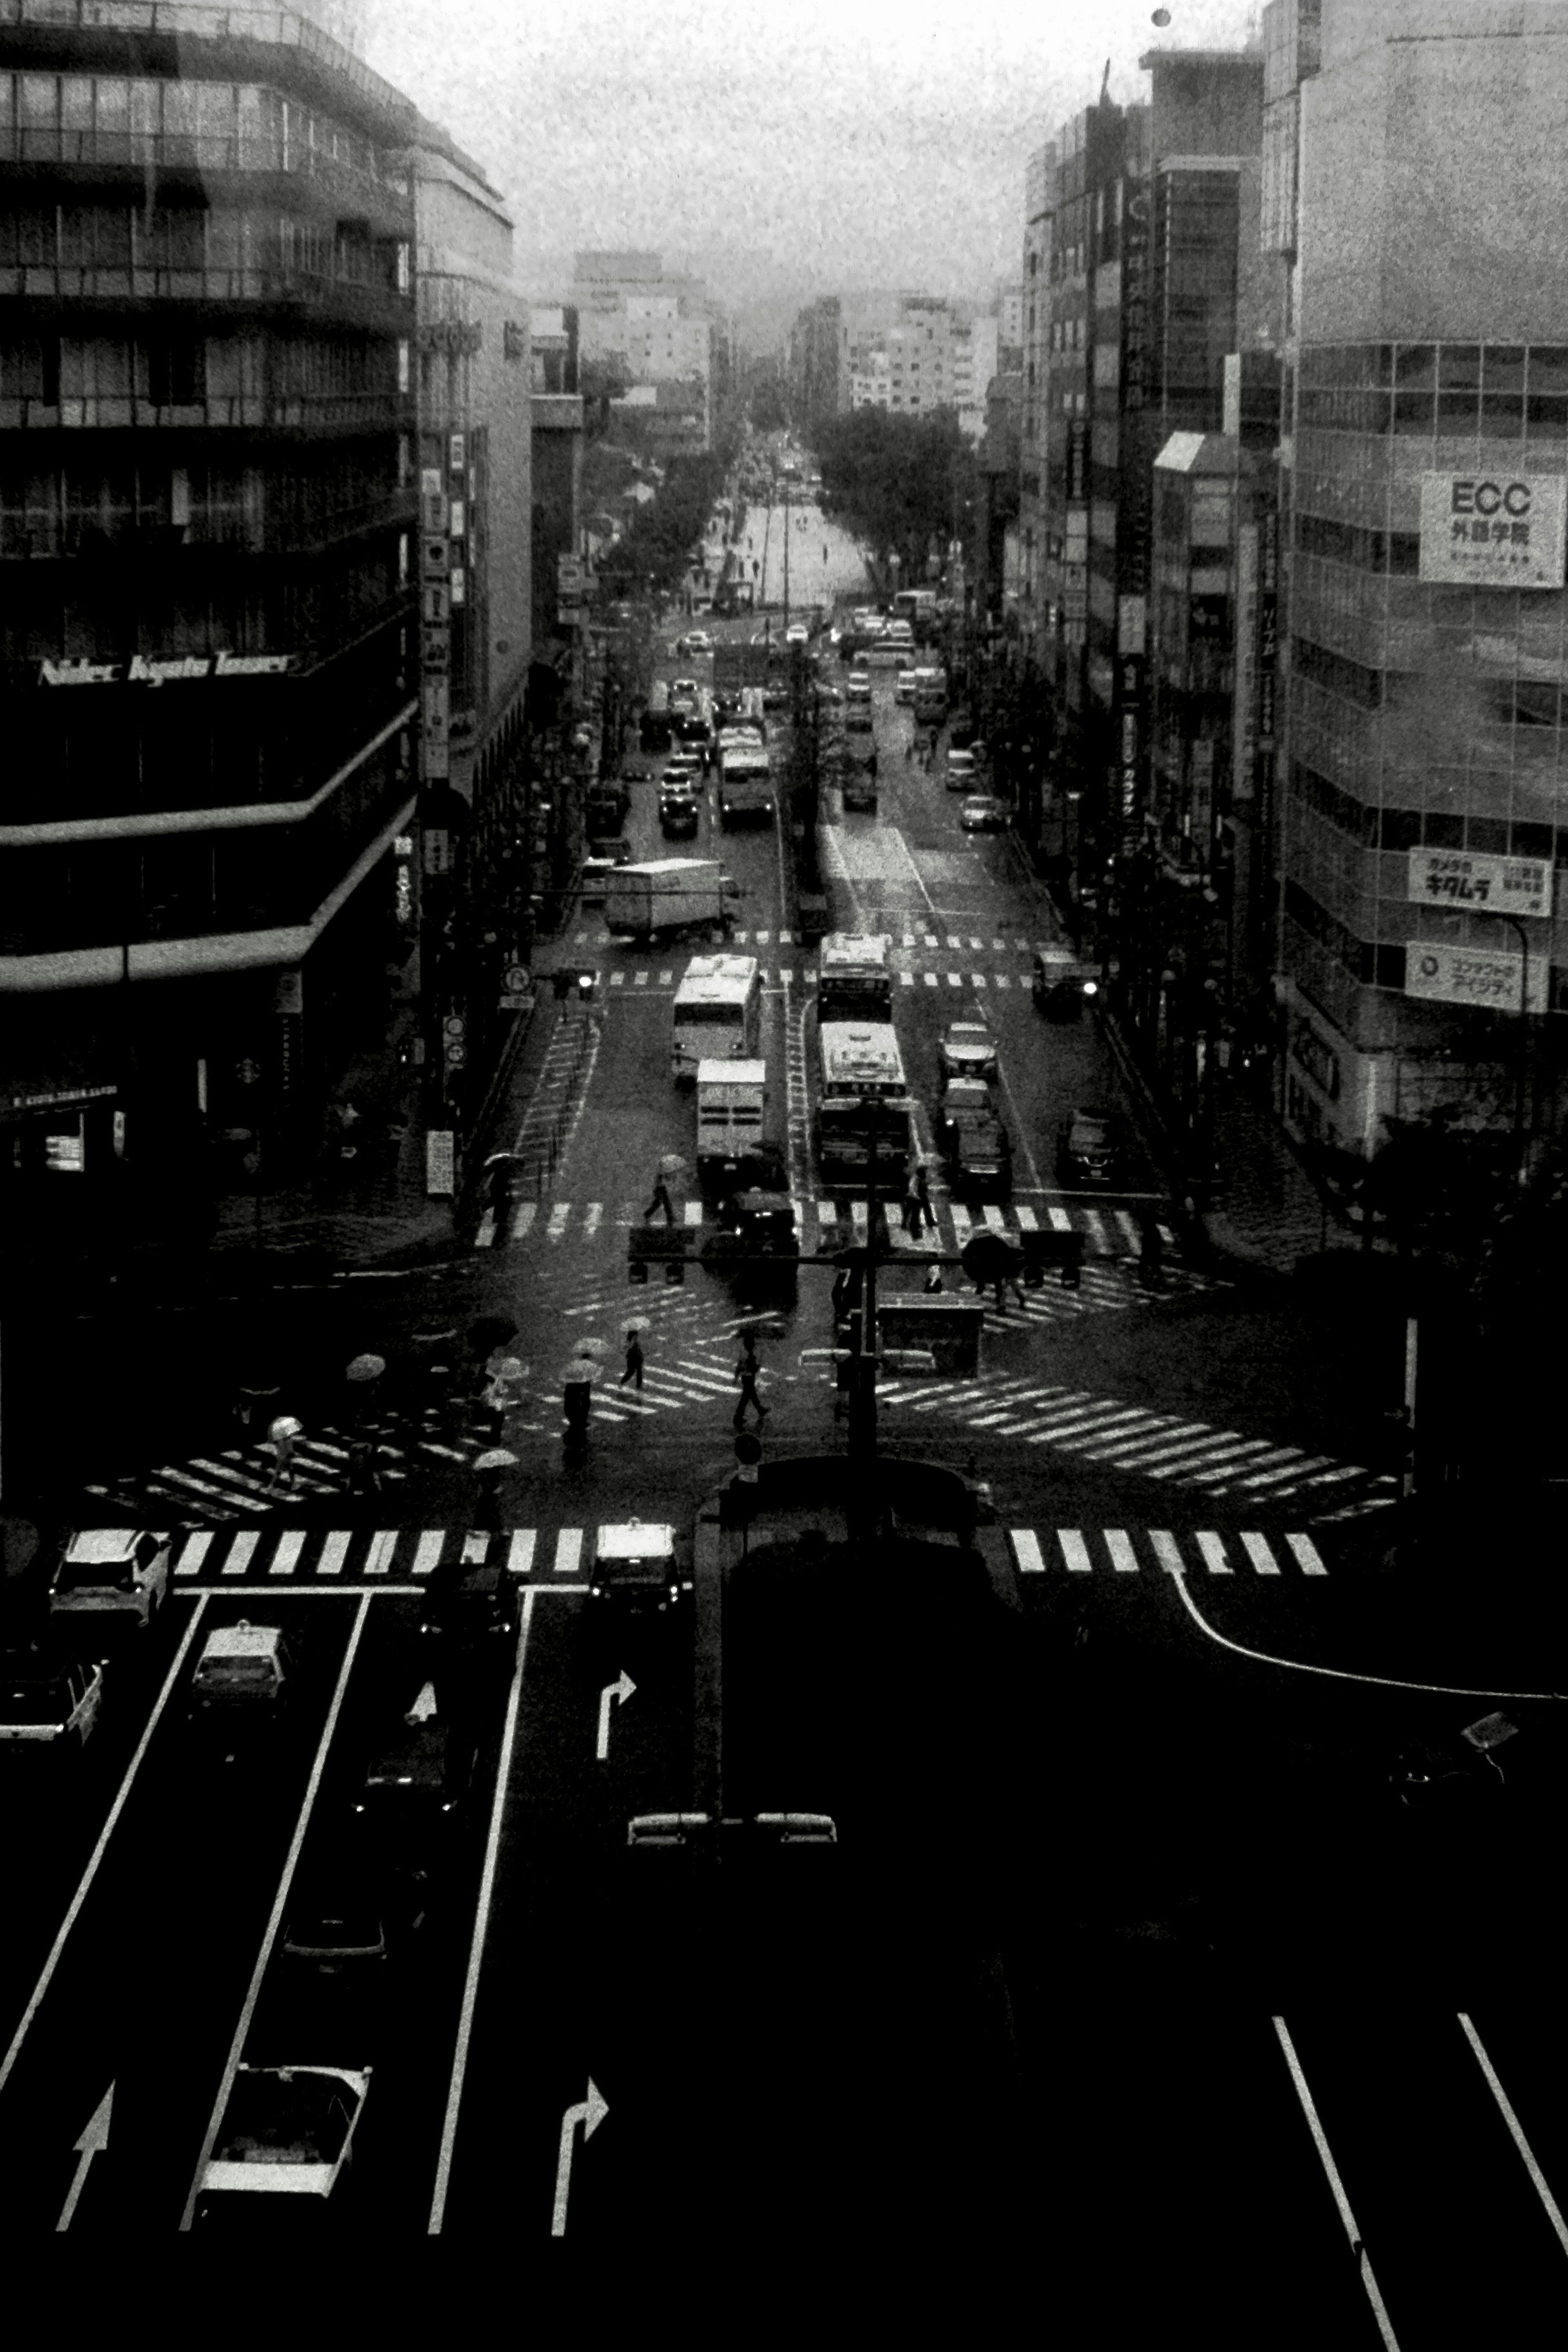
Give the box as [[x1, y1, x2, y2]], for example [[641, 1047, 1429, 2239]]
[[0, 264, 414, 330], [0, 486, 416, 564], [0, 391, 415, 432]]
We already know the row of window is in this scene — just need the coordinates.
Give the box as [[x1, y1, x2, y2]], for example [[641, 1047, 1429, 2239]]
[[0, 329, 408, 404], [1, 549, 408, 669], [1287, 757, 1563, 863], [1284, 877, 1403, 991], [0, 73, 406, 194], [1297, 387, 1568, 438], [0, 448, 406, 557], [1298, 344, 1568, 393], [0, 201, 407, 291]]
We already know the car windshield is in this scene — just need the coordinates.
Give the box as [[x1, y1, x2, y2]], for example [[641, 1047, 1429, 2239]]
[[199, 1656, 274, 1684], [216, 2071, 360, 2165]]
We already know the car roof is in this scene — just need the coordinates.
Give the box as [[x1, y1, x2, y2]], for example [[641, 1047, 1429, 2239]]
[[945, 1018, 991, 1036], [198, 1621, 285, 1662], [943, 1078, 991, 1103], [65, 1528, 148, 1564], [596, 1521, 676, 1559]]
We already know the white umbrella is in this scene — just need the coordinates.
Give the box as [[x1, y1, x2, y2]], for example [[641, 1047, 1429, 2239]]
[[572, 1337, 609, 1361], [560, 1361, 602, 1387], [345, 1353, 385, 1383], [623, 1316, 652, 1335], [659, 1153, 688, 1176], [472, 1448, 518, 1473], [268, 1415, 303, 1441]]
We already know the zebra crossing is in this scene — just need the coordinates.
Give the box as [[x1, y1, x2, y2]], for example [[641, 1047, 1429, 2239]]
[[873, 1375, 1394, 1516], [566, 930, 1060, 996], [476, 1191, 1195, 1267], [1008, 1525, 1331, 1580], [122, 1518, 1338, 1588]]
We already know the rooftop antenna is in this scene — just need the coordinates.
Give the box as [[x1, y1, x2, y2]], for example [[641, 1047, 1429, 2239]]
[[1099, 57, 1111, 103]]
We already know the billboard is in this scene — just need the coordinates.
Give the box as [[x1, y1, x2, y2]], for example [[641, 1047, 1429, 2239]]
[[1419, 473, 1566, 588], [1405, 942, 1548, 1016], [1407, 848, 1552, 921]]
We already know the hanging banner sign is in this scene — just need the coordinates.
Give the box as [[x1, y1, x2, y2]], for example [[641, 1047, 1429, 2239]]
[[1405, 942, 1548, 1015], [39, 653, 293, 687]]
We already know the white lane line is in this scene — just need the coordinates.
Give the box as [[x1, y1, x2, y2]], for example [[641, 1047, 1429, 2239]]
[[1272, 2020, 1403, 2351], [1148, 1530, 1187, 1577], [318, 1530, 351, 1577], [269, 1530, 306, 1578], [412, 1530, 445, 1579], [982, 1205, 1008, 1230], [1196, 1531, 1231, 1575], [1457, 2013, 1568, 2258], [1024, 1404, 1152, 1443], [1105, 1529, 1140, 1575], [972, 973, 987, 989], [435, 1590, 541, 2211], [1058, 1530, 1094, 1575], [658, 969, 673, 985], [995, 974, 1010, 989], [1011, 1530, 1046, 1577], [1285, 1532, 1328, 1578], [609, 969, 625, 986], [363, 1530, 399, 1576], [0, 1595, 212, 2101], [180, 1591, 374, 2231], [947, 934, 961, 949], [1116, 1209, 1141, 1249], [175, 1530, 213, 1578], [554, 1528, 583, 1577], [1079, 1209, 1111, 1252], [1241, 1532, 1281, 1576]]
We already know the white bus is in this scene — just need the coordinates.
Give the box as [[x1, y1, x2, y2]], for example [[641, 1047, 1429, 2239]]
[[817, 935, 893, 1026], [817, 1020, 906, 1100], [671, 954, 762, 1081]]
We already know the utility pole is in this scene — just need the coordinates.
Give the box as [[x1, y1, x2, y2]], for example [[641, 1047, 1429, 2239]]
[[782, 472, 791, 635]]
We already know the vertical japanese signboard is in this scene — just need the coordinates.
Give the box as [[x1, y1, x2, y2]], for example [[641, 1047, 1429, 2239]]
[[421, 467, 451, 783]]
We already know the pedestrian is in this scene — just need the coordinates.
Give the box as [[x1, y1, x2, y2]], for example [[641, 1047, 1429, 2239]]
[[620, 1332, 645, 1390], [900, 1172, 920, 1235], [552, 968, 572, 1005], [562, 1365, 593, 1443], [924, 1262, 945, 1294], [472, 1463, 503, 1532], [733, 1338, 768, 1429], [347, 1434, 383, 1498], [913, 1162, 932, 1236], [866, 748, 879, 782], [265, 1414, 298, 1492], [487, 1158, 514, 1245], [904, 731, 913, 766], [644, 1169, 676, 1226], [1137, 1212, 1165, 1290]]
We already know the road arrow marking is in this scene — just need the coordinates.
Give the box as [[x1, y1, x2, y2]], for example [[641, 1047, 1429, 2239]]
[[551, 2077, 608, 2235], [406, 1679, 439, 1724], [58, 2084, 113, 2231], [597, 1670, 636, 1760]]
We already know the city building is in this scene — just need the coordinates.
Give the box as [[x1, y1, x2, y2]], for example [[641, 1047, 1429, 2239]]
[[787, 293, 842, 436], [567, 250, 714, 450], [406, 118, 532, 1099], [1, 1, 421, 1259], [843, 296, 997, 430], [1269, 0, 1568, 1161]]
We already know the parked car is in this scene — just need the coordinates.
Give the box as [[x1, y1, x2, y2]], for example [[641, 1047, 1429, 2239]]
[[0, 1653, 105, 1751], [680, 630, 714, 655], [50, 1527, 171, 1633], [1032, 951, 1100, 1021], [939, 1018, 1000, 1085], [944, 748, 977, 791], [1055, 1107, 1133, 1189], [845, 670, 871, 702], [194, 2065, 372, 2216], [959, 794, 1007, 833], [894, 668, 919, 705]]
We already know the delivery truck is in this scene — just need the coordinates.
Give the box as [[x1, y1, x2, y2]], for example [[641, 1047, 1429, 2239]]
[[695, 1058, 787, 1199], [602, 858, 737, 944]]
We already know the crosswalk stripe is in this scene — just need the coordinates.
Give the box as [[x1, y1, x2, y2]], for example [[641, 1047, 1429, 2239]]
[[683, 1199, 704, 1226], [1080, 1209, 1110, 1250], [223, 1531, 258, 1578], [982, 1205, 1007, 1230], [1115, 1209, 1141, 1249], [817, 1201, 835, 1225], [1182, 1440, 1288, 1483], [1059, 1530, 1094, 1575], [319, 1530, 350, 1577], [270, 1530, 306, 1578], [1014, 1205, 1038, 1230], [1077, 1415, 1189, 1458], [924, 971, 938, 987], [609, 969, 625, 985], [946, 934, 961, 948], [364, 1530, 399, 1576], [584, 1203, 602, 1236], [547, 1203, 570, 1236], [659, 969, 673, 985], [412, 1530, 445, 1578], [1147, 1437, 1272, 1480], [950, 1204, 972, 1238], [1011, 1530, 1046, 1575], [1241, 1532, 1281, 1575], [900, 969, 915, 985], [176, 1530, 214, 1578], [1232, 1454, 1339, 1490], [554, 1528, 583, 1577], [1286, 1532, 1328, 1576], [1105, 1529, 1140, 1574], [508, 1530, 537, 1577], [511, 1202, 537, 1239], [1196, 1532, 1231, 1575], [1084, 1425, 1216, 1467], [995, 974, 1010, 988], [633, 969, 648, 985], [1048, 1205, 1073, 1232], [946, 972, 962, 988], [1025, 1403, 1147, 1441], [972, 973, 987, 989], [1148, 1530, 1186, 1577]]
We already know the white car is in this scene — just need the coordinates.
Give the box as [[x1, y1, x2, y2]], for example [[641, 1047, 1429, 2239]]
[[894, 668, 919, 705], [845, 671, 871, 702], [196, 2066, 372, 2212], [683, 630, 714, 654], [939, 1018, 1000, 1083], [944, 748, 977, 790], [51, 1528, 171, 1631], [0, 1656, 105, 1749], [785, 622, 808, 645]]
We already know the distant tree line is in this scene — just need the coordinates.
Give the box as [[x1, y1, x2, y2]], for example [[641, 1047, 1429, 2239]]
[[813, 408, 977, 583]]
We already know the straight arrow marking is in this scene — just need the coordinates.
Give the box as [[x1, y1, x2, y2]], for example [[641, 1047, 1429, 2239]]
[[58, 2084, 113, 2231]]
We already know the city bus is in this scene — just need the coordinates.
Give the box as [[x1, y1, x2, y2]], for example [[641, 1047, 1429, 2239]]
[[817, 1020, 906, 1100], [671, 954, 762, 1081], [816, 935, 893, 1026], [816, 1091, 915, 1195], [892, 588, 939, 635]]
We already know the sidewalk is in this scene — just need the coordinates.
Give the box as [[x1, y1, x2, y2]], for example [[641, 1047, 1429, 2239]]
[[1202, 1074, 1380, 1275]]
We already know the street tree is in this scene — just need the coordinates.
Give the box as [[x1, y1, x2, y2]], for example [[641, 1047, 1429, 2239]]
[[814, 408, 976, 584]]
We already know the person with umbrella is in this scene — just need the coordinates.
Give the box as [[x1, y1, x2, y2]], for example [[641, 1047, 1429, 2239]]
[[562, 1358, 597, 1443], [471, 1448, 516, 1532], [644, 1154, 683, 1226], [733, 1336, 768, 1430], [265, 1413, 302, 1492], [620, 1320, 648, 1391], [485, 1152, 518, 1245], [481, 1354, 527, 1440]]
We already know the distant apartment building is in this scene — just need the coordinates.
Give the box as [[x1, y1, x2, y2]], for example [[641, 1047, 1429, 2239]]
[[0, 1, 421, 1255], [568, 249, 713, 450], [1019, 146, 1054, 637], [788, 293, 841, 435], [842, 294, 997, 436], [1267, 0, 1568, 1160], [997, 283, 1024, 354]]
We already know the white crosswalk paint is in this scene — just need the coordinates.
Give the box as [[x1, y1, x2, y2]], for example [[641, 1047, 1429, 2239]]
[[946, 934, 961, 948], [683, 1199, 704, 1226], [946, 972, 962, 988], [982, 1205, 1008, 1230], [633, 969, 648, 986], [412, 1529, 445, 1578], [1196, 1532, 1231, 1575], [175, 1530, 214, 1578], [972, 974, 987, 989], [364, 1530, 399, 1576], [1148, 1530, 1186, 1577], [270, 1530, 305, 1578], [1048, 1206, 1073, 1231], [1059, 1530, 1094, 1575], [554, 1528, 583, 1577], [508, 1529, 537, 1577], [583, 1203, 602, 1237], [511, 1202, 537, 1240], [547, 1203, 570, 1237], [1105, 1529, 1140, 1574], [1011, 1530, 1047, 1576], [1286, 1532, 1328, 1576], [995, 975, 1010, 989], [1241, 1531, 1281, 1575], [659, 970, 673, 985], [223, 1531, 258, 1577], [924, 934, 938, 947], [924, 971, 938, 987], [900, 969, 915, 985], [319, 1530, 350, 1577], [610, 969, 625, 986], [1015, 1205, 1038, 1230]]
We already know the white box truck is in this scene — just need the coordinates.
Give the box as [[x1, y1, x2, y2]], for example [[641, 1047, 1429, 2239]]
[[603, 858, 735, 944]]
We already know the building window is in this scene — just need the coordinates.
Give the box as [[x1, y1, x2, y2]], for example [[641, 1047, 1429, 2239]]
[[397, 339, 410, 393]]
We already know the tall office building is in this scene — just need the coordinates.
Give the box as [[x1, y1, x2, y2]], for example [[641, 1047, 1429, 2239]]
[[1273, 0, 1567, 1159], [1, 2, 422, 1260]]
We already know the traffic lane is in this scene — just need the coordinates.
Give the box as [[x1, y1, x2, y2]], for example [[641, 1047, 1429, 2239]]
[[433, 1591, 696, 2238], [0, 1590, 363, 2234], [1277, 2004, 1568, 2337], [0, 1595, 206, 2038], [550, 996, 690, 1214]]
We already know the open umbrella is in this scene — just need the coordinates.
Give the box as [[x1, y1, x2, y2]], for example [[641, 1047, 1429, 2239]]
[[468, 1315, 517, 1354], [559, 1360, 602, 1386], [472, 1448, 519, 1474], [486, 1354, 528, 1382], [733, 1313, 785, 1340], [268, 1414, 303, 1441], [959, 1233, 1024, 1285], [623, 1316, 652, 1335], [484, 1151, 524, 1169], [659, 1153, 688, 1176], [572, 1336, 609, 1361], [345, 1352, 385, 1383]]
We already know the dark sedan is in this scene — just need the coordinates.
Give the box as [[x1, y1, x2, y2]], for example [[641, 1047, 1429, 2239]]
[[1055, 1107, 1132, 1189]]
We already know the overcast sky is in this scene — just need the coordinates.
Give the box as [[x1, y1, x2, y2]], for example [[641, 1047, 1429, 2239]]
[[360, 0, 1258, 314]]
